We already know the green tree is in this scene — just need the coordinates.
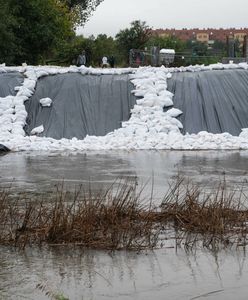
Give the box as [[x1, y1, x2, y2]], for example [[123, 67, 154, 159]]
[[115, 20, 151, 63], [146, 36, 186, 52], [185, 40, 220, 65], [190, 40, 208, 57], [234, 39, 242, 57], [208, 40, 226, 60], [0, 0, 18, 64], [212, 40, 226, 52], [0, 0, 105, 65], [92, 34, 117, 65], [54, 34, 120, 67], [62, 0, 104, 25], [55, 35, 95, 65], [0, 0, 74, 65], [146, 35, 186, 52], [16, 0, 74, 64], [144, 35, 186, 67]]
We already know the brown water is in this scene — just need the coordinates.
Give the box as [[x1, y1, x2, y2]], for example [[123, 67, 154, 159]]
[[1, 150, 248, 201], [0, 245, 248, 300], [1, 150, 248, 299]]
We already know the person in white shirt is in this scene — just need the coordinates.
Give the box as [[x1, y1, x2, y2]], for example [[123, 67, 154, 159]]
[[101, 56, 109, 68]]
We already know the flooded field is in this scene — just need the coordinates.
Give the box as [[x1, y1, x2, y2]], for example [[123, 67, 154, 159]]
[[1, 150, 248, 200], [1, 150, 248, 299], [1, 245, 248, 300]]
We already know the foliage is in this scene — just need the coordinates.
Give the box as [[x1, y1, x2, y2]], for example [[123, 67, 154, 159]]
[[54, 35, 94, 65], [181, 40, 215, 65], [54, 34, 119, 66], [144, 35, 186, 67], [204, 40, 226, 62], [212, 39, 227, 52], [234, 39, 242, 57], [91, 34, 117, 65], [0, 0, 105, 65], [116, 20, 151, 63], [0, 0, 18, 65], [0, 4, 232, 68], [189, 40, 209, 57], [146, 35, 186, 53], [0, 0, 74, 65], [62, 0, 104, 25]]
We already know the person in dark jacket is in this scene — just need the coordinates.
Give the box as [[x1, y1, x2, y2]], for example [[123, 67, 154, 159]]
[[108, 55, 115, 68], [76, 50, 86, 66]]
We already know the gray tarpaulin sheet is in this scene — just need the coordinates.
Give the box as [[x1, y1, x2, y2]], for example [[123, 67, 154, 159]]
[[0, 72, 23, 97], [25, 73, 136, 139], [0, 144, 10, 153], [167, 69, 248, 136]]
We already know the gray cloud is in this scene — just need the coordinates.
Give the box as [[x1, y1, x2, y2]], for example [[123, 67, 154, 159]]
[[77, 0, 248, 37]]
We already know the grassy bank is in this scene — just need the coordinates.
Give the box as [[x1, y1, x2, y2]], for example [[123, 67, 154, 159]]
[[1, 177, 248, 251]]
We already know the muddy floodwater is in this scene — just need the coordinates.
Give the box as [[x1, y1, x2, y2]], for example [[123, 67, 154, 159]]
[[1, 150, 248, 299], [1, 245, 248, 300], [1, 150, 248, 200]]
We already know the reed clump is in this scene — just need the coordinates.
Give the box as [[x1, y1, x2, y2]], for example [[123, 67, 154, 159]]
[[159, 176, 248, 248], [1, 177, 248, 250], [0, 180, 158, 250]]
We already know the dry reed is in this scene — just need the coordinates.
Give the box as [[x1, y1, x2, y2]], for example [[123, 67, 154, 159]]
[[0, 179, 159, 250], [1, 176, 248, 250]]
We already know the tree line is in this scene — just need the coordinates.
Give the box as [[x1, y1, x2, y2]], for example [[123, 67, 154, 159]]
[[0, 1, 231, 67], [56, 21, 231, 67], [0, 0, 103, 65]]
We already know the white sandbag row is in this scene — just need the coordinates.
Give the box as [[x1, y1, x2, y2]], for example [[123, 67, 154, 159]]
[[154, 62, 248, 74], [1, 64, 248, 151], [11, 69, 37, 136], [120, 67, 183, 137], [0, 96, 15, 136]]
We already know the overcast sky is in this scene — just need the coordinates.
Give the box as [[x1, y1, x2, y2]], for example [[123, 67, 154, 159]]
[[77, 0, 247, 37]]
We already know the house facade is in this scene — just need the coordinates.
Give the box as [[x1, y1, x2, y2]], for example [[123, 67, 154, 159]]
[[153, 28, 248, 47]]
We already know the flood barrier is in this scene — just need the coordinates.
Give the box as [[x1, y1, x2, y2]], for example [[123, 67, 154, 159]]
[[0, 72, 23, 97], [2, 68, 248, 140], [167, 69, 248, 136], [24, 73, 136, 139]]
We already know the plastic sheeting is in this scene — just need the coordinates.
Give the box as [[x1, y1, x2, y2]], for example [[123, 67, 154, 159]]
[[167, 69, 248, 136], [0, 144, 10, 153], [25, 73, 136, 139], [0, 72, 23, 97]]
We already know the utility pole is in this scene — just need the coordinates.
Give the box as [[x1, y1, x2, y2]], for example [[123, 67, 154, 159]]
[[243, 35, 248, 61]]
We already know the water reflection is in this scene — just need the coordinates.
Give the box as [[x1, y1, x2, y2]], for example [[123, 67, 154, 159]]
[[1, 150, 248, 299], [0, 246, 247, 299], [1, 150, 248, 201]]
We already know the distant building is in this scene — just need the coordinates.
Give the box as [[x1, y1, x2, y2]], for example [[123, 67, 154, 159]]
[[234, 32, 247, 44], [152, 28, 248, 48], [196, 32, 209, 43]]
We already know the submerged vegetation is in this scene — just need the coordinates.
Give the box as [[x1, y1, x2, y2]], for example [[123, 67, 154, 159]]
[[1, 176, 248, 251]]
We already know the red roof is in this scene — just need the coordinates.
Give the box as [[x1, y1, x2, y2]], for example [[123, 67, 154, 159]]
[[152, 28, 248, 42]]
